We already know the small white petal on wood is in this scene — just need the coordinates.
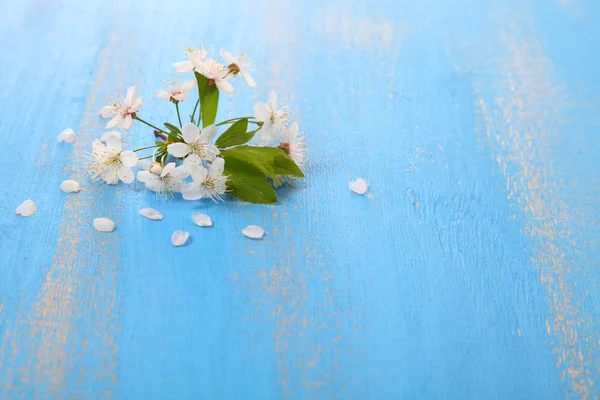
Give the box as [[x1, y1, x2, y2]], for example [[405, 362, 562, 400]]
[[242, 225, 265, 239], [93, 217, 115, 232], [349, 177, 368, 195], [139, 208, 163, 220], [57, 128, 77, 143], [15, 199, 37, 216], [171, 230, 189, 246], [60, 180, 82, 193], [191, 212, 212, 227]]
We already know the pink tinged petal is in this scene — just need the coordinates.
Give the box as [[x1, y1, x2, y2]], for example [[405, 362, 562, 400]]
[[173, 92, 188, 102], [57, 128, 77, 143], [220, 49, 235, 64], [199, 125, 218, 143], [130, 97, 143, 112], [120, 150, 138, 167], [118, 167, 135, 184], [180, 79, 197, 91], [182, 122, 200, 144], [210, 157, 225, 176], [60, 180, 81, 193], [137, 170, 154, 183], [173, 60, 194, 72], [125, 86, 137, 106], [268, 92, 278, 110], [120, 114, 133, 130], [240, 71, 256, 88], [216, 79, 235, 95], [106, 136, 122, 153], [242, 225, 265, 239], [93, 217, 115, 232], [15, 199, 36, 216], [160, 162, 176, 177], [139, 208, 163, 220], [191, 166, 208, 182], [182, 183, 204, 200], [183, 154, 202, 172], [167, 142, 191, 157], [106, 115, 123, 129], [253, 102, 270, 122], [99, 105, 117, 117], [100, 131, 121, 142], [349, 178, 368, 195], [155, 90, 170, 98], [171, 230, 189, 247], [192, 212, 212, 227]]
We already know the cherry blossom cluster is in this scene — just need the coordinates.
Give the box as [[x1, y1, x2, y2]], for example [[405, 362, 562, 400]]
[[89, 45, 305, 204]]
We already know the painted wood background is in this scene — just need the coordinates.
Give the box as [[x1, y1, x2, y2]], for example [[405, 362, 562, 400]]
[[1, 0, 599, 398]]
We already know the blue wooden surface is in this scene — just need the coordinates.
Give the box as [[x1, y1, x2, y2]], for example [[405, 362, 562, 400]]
[[1, 0, 599, 398]]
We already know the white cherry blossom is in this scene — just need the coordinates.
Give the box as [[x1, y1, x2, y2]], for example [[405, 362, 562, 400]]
[[87, 137, 138, 184], [253, 92, 290, 143], [173, 46, 208, 72], [57, 128, 77, 143], [220, 49, 256, 88], [137, 162, 189, 197], [98, 86, 143, 130], [181, 157, 227, 202], [167, 123, 219, 166], [196, 58, 234, 94], [155, 76, 196, 102], [278, 122, 305, 168]]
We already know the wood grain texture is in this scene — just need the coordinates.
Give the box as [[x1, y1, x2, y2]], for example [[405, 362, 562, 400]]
[[0, 0, 599, 398]]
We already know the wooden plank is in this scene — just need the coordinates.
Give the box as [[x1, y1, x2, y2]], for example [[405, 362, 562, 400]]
[[0, 0, 599, 398]]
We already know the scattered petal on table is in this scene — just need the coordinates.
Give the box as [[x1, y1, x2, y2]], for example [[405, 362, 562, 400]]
[[139, 208, 163, 220], [93, 217, 115, 232], [349, 177, 368, 195], [15, 199, 36, 216], [60, 180, 81, 193], [192, 212, 212, 227], [242, 225, 265, 239], [171, 230, 189, 246], [57, 128, 77, 143]]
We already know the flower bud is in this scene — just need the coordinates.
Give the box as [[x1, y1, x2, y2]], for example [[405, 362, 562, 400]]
[[149, 162, 163, 175]]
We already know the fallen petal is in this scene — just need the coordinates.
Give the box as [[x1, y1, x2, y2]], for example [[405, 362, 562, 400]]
[[171, 230, 189, 246], [93, 217, 115, 232], [192, 212, 212, 227], [349, 177, 368, 195], [57, 128, 77, 143], [60, 180, 82, 193], [15, 199, 37, 216], [242, 225, 265, 239], [139, 208, 163, 220]]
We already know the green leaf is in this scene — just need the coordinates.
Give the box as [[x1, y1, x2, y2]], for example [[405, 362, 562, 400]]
[[195, 72, 219, 128], [164, 122, 180, 134], [240, 146, 304, 177], [221, 146, 281, 185], [222, 155, 277, 204], [215, 119, 256, 148], [154, 140, 164, 146]]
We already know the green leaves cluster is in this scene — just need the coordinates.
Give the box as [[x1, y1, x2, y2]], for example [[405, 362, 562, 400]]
[[150, 69, 305, 204]]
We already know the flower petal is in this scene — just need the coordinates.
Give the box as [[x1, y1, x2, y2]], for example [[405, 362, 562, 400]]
[[118, 166, 134, 184], [167, 142, 190, 157], [191, 165, 208, 182], [138, 159, 151, 171], [125, 86, 137, 106], [160, 162, 176, 177], [137, 170, 154, 183], [349, 177, 368, 195], [100, 131, 121, 142], [241, 71, 256, 88], [57, 128, 77, 143], [220, 49, 235, 64], [192, 212, 212, 227], [139, 208, 163, 220], [171, 165, 190, 180], [180, 79, 197, 91], [173, 60, 194, 72], [154, 89, 170, 98], [198, 125, 218, 143], [216, 79, 235, 95], [182, 123, 200, 144], [130, 97, 143, 112], [242, 225, 265, 239], [106, 136, 122, 153], [209, 157, 225, 176], [99, 105, 117, 118], [120, 114, 133, 130], [268, 92, 278, 110], [15, 199, 36, 216], [171, 230, 189, 246], [60, 180, 81, 193], [181, 183, 204, 200], [93, 217, 115, 232], [253, 101, 270, 122], [105, 115, 122, 129], [183, 154, 202, 172], [120, 151, 138, 167]]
